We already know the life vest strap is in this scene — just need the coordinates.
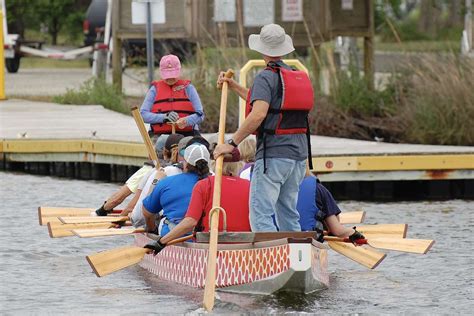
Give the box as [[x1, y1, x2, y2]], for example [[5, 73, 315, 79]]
[[153, 97, 190, 104]]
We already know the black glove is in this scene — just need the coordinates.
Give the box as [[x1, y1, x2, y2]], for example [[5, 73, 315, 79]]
[[95, 202, 111, 216], [163, 111, 179, 123], [348, 228, 365, 246], [144, 237, 166, 256]]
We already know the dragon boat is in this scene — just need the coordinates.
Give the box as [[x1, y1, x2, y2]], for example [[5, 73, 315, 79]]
[[133, 232, 329, 295]]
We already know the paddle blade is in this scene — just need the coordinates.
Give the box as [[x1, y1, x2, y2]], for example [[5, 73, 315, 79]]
[[339, 211, 366, 224], [327, 241, 386, 269], [86, 246, 149, 277], [367, 237, 435, 254], [357, 224, 408, 238], [47, 222, 113, 238], [73, 228, 144, 238], [39, 207, 95, 225], [59, 216, 128, 224]]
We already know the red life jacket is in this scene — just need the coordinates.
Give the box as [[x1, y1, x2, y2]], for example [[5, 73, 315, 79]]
[[245, 63, 315, 171], [245, 63, 314, 135], [150, 79, 195, 134]]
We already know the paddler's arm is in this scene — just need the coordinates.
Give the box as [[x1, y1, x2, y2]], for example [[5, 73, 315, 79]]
[[213, 100, 269, 158], [217, 71, 249, 100], [160, 217, 196, 244], [325, 215, 365, 244]]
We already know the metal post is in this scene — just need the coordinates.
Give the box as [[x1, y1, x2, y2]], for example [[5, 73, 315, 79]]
[[0, 10, 5, 100], [146, 0, 155, 84], [466, 0, 473, 52]]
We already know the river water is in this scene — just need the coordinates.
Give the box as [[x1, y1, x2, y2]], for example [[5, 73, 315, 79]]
[[0, 171, 472, 315]]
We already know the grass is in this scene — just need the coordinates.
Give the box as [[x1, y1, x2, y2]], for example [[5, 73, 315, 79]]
[[52, 78, 130, 114], [20, 57, 89, 69], [396, 55, 474, 145]]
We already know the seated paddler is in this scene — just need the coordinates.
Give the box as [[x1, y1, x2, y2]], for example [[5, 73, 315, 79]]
[[297, 165, 365, 244], [142, 144, 210, 236], [144, 153, 252, 255]]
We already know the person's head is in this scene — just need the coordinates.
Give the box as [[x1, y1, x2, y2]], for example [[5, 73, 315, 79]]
[[238, 138, 256, 163], [183, 144, 210, 179], [155, 134, 169, 159], [248, 24, 294, 63], [177, 136, 194, 160], [159, 54, 181, 85], [163, 134, 184, 163]]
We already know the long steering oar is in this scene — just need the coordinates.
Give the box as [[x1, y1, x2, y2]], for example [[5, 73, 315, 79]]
[[47, 222, 122, 238], [86, 235, 192, 277], [324, 236, 434, 254], [339, 211, 365, 224], [326, 241, 386, 269], [203, 69, 234, 312], [131, 107, 160, 170], [73, 227, 145, 238]]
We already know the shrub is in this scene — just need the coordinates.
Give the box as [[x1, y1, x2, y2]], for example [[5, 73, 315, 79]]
[[53, 78, 129, 114], [330, 65, 396, 117], [397, 55, 474, 145]]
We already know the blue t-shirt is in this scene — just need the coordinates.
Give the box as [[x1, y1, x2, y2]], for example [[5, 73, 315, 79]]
[[297, 176, 341, 231], [142, 172, 200, 236]]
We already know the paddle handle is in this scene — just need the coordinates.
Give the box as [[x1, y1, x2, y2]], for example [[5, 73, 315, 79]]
[[216, 69, 235, 89], [323, 236, 368, 245], [203, 69, 234, 312], [131, 107, 160, 169]]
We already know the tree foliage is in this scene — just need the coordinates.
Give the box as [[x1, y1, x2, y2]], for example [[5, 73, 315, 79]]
[[5, 0, 87, 45]]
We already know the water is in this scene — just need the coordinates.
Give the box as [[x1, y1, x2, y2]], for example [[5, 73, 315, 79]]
[[0, 171, 473, 315]]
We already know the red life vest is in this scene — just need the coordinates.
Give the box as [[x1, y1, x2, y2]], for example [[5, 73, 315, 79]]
[[245, 64, 314, 135], [150, 79, 195, 134], [245, 63, 315, 171]]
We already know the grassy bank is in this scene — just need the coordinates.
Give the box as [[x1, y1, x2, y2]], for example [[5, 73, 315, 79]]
[[50, 50, 473, 146]]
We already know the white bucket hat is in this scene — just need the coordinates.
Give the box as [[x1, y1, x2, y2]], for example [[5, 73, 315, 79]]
[[184, 144, 210, 166], [248, 24, 295, 57]]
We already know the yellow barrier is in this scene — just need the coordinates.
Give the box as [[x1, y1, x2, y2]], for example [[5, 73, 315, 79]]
[[238, 59, 308, 126], [0, 10, 5, 100]]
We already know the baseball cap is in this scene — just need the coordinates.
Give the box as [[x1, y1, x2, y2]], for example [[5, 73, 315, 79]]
[[184, 144, 210, 166], [187, 136, 210, 150], [165, 134, 184, 151], [155, 135, 169, 152], [159, 54, 181, 80], [178, 136, 193, 155]]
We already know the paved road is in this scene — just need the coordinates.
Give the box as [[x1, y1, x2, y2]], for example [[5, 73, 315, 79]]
[[5, 68, 150, 97]]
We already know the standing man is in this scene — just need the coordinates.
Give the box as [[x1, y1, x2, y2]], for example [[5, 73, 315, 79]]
[[214, 24, 314, 232]]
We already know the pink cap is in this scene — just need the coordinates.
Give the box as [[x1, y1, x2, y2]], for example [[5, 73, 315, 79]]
[[159, 54, 181, 79]]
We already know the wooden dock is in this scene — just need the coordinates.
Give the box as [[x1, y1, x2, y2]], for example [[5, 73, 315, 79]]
[[1, 99, 473, 199]]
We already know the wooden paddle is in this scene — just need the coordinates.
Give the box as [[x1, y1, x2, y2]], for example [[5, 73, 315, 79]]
[[58, 216, 129, 224], [131, 107, 160, 169], [324, 236, 434, 254], [339, 211, 365, 224], [38, 206, 122, 225], [167, 122, 177, 134], [73, 227, 145, 238], [47, 222, 118, 238], [354, 224, 407, 238], [86, 235, 192, 277], [327, 241, 386, 269], [203, 69, 234, 312]]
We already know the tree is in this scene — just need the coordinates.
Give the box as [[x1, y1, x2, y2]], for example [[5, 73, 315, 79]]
[[35, 0, 76, 45]]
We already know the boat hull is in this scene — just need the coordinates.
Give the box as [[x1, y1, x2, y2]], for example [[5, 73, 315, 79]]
[[134, 234, 329, 295]]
